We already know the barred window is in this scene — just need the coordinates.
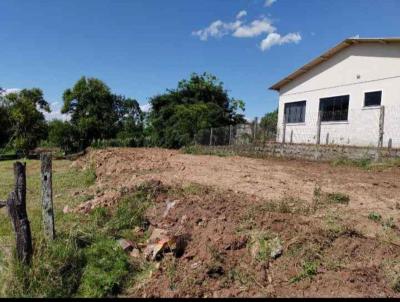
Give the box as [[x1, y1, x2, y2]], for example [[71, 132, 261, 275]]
[[284, 101, 306, 123], [364, 91, 382, 107], [319, 95, 349, 122]]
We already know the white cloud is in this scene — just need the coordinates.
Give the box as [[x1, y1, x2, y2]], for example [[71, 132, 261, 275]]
[[192, 19, 242, 41], [0, 88, 20, 96], [140, 103, 152, 113], [233, 18, 276, 38], [264, 0, 277, 7], [193, 5, 302, 52], [260, 32, 302, 51], [236, 10, 247, 19]]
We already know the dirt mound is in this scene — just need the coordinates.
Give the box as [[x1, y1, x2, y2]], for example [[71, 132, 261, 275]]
[[68, 148, 400, 297], [72, 148, 400, 220], [127, 182, 400, 298]]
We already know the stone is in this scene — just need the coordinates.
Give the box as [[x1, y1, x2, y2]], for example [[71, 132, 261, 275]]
[[63, 205, 70, 214], [118, 239, 134, 251], [130, 248, 140, 258], [269, 237, 283, 259]]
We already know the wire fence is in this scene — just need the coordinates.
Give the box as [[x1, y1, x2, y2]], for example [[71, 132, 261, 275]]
[[195, 105, 400, 150]]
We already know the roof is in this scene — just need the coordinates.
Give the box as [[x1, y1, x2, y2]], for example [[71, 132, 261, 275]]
[[269, 38, 400, 91]]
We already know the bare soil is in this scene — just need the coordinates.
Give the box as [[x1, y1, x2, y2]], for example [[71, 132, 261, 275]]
[[72, 148, 400, 297]]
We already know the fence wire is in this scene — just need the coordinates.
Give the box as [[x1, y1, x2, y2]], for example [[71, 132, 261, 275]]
[[195, 105, 400, 149]]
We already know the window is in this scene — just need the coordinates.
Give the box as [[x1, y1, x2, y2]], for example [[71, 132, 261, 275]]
[[284, 101, 306, 123], [364, 91, 382, 107], [319, 95, 349, 122]]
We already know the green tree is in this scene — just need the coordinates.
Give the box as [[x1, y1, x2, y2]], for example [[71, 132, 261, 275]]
[[4, 88, 50, 154], [147, 73, 245, 148], [62, 77, 143, 149], [0, 88, 12, 149], [47, 120, 80, 153], [260, 109, 278, 140]]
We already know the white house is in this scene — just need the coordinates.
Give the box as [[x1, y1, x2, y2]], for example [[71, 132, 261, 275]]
[[270, 38, 400, 148]]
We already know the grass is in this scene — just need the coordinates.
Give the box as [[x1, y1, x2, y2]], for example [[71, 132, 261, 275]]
[[0, 159, 157, 298], [368, 212, 382, 222], [289, 260, 319, 284], [332, 156, 400, 171], [182, 145, 233, 157], [313, 186, 350, 209]]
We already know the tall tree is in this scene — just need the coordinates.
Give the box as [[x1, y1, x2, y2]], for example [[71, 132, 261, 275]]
[[4, 88, 50, 154], [62, 77, 143, 149], [147, 73, 245, 148]]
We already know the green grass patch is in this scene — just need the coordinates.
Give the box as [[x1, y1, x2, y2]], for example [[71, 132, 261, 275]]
[[0, 159, 157, 298], [368, 212, 382, 222], [290, 260, 319, 284]]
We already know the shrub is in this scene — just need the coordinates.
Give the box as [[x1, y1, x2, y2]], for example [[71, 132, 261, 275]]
[[368, 212, 382, 222]]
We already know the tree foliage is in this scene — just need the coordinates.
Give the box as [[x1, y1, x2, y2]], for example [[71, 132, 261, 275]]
[[260, 109, 278, 139], [3, 88, 50, 154], [147, 73, 245, 148], [62, 77, 143, 149]]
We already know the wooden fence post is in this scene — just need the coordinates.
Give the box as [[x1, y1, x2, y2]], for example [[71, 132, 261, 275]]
[[7, 162, 33, 264], [326, 133, 330, 145], [290, 130, 293, 144], [209, 128, 213, 146], [41, 153, 55, 240]]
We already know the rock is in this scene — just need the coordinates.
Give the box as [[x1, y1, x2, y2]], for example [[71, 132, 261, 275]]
[[269, 237, 283, 259], [118, 239, 134, 251], [180, 215, 188, 224], [163, 200, 177, 218], [143, 239, 170, 261], [148, 228, 170, 244], [130, 248, 140, 258]]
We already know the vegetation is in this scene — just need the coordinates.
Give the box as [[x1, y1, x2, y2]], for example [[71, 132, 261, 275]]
[[0, 160, 154, 298], [146, 73, 245, 148], [260, 109, 278, 140], [1, 73, 246, 155]]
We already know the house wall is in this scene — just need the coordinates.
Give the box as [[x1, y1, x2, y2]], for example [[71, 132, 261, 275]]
[[277, 43, 400, 148]]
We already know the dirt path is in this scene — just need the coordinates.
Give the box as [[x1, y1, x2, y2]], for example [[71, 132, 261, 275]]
[[73, 148, 400, 218]]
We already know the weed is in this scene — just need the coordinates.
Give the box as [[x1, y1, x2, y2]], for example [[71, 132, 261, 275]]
[[326, 192, 350, 205], [290, 260, 319, 284], [313, 186, 350, 209], [382, 217, 395, 230], [368, 212, 382, 222]]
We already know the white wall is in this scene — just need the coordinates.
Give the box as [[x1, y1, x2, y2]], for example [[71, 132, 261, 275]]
[[277, 43, 400, 148]]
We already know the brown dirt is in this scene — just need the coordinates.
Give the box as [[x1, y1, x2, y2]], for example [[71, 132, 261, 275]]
[[72, 148, 400, 297]]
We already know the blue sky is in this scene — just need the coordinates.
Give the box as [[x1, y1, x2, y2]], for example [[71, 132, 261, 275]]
[[1, 0, 400, 120]]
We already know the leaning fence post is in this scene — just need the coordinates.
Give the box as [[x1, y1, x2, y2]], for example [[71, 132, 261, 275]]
[[7, 162, 33, 264], [41, 153, 55, 240], [209, 128, 213, 146]]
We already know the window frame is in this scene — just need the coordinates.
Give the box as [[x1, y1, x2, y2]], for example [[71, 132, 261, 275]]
[[283, 100, 307, 124], [319, 94, 350, 123], [363, 90, 382, 108]]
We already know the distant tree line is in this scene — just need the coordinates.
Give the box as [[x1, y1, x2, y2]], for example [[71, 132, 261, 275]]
[[0, 73, 276, 155]]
